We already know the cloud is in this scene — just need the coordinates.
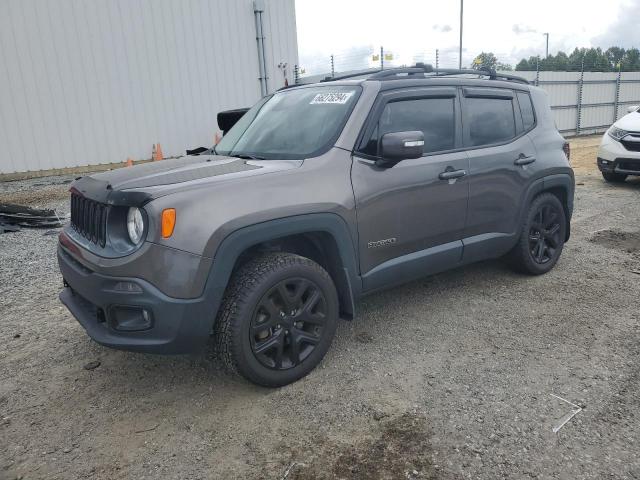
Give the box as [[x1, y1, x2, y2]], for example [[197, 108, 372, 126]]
[[433, 24, 452, 33], [592, 0, 640, 48], [512, 24, 537, 35]]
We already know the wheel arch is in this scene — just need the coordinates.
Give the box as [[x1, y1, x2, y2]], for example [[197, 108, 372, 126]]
[[201, 214, 361, 331], [521, 173, 574, 242], [542, 173, 574, 241]]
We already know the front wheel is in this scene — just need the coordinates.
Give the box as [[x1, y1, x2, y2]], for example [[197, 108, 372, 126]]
[[602, 172, 627, 183], [508, 192, 567, 275], [213, 252, 339, 387]]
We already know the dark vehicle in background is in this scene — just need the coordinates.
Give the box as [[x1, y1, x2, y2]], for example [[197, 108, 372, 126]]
[[58, 66, 574, 387]]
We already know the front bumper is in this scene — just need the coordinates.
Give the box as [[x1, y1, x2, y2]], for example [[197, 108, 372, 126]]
[[58, 245, 214, 354], [597, 133, 640, 175]]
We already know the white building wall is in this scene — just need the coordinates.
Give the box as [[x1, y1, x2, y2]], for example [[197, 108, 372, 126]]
[[0, 0, 298, 175]]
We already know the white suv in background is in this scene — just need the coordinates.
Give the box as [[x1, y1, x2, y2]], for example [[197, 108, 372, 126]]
[[598, 105, 640, 182]]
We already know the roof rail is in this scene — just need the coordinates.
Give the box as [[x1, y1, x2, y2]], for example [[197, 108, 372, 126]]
[[320, 68, 382, 82], [368, 67, 429, 79], [429, 67, 530, 84], [316, 64, 530, 85]]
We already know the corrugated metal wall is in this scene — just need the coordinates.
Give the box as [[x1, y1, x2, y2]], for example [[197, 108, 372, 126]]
[[506, 71, 640, 136], [0, 0, 298, 175]]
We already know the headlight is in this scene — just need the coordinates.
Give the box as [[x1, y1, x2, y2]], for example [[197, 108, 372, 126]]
[[126, 207, 145, 245], [608, 126, 629, 141]]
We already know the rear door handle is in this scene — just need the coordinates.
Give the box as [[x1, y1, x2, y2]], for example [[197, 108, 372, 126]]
[[438, 169, 467, 180], [514, 154, 536, 166]]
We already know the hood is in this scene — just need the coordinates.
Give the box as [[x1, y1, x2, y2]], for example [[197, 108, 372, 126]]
[[72, 155, 302, 206], [614, 110, 640, 131]]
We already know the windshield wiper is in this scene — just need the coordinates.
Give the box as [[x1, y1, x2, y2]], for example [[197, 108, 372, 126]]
[[228, 153, 266, 160]]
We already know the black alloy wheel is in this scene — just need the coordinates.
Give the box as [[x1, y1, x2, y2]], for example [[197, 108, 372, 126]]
[[528, 204, 562, 265], [214, 252, 339, 387], [508, 192, 566, 275], [250, 278, 327, 370]]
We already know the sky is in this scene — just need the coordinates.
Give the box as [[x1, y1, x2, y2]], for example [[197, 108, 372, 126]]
[[294, 0, 640, 73]]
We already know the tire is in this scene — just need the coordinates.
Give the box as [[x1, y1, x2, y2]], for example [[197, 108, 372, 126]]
[[508, 192, 567, 275], [602, 172, 627, 183], [213, 252, 339, 387]]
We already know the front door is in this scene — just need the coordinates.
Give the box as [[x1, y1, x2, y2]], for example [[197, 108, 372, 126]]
[[351, 87, 469, 290]]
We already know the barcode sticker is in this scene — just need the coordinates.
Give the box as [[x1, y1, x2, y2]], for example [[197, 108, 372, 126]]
[[310, 92, 354, 105]]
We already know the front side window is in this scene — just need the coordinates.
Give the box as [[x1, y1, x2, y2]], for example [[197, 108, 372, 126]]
[[465, 97, 516, 147], [215, 85, 360, 160], [361, 97, 456, 156]]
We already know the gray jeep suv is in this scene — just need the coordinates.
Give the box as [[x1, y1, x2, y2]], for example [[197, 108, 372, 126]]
[[58, 66, 574, 387]]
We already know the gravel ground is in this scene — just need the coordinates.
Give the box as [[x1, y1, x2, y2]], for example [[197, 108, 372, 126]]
[[1, 137, 640, 480]]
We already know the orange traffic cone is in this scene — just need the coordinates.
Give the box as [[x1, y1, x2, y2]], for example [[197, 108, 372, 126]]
[[153, 143, 164, 161], [126, 157, 134, 167]]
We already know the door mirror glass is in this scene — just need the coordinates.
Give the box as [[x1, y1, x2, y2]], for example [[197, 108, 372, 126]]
[[378, 131, 424, 167], [627, 105, 639, 114]]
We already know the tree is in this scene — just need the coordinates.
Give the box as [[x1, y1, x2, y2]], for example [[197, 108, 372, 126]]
[[605, 47, 626, 68], [496, 62, 513, 71], [471, 52, 497, 70], [622, 48, 640, 71], [514, 46, 640, 72]]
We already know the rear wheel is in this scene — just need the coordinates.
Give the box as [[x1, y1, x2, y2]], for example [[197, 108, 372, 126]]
[[602, 172, 627, 183], [508, 193, 566, 275], [213, 252, 339, 387]]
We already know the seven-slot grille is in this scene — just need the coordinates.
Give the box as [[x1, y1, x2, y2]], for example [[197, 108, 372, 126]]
[[70, 193, 109, 247]]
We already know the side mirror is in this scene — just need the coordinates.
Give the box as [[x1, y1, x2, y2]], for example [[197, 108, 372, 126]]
[[627, 105, 639, 114], [377, 131, 424, 167]]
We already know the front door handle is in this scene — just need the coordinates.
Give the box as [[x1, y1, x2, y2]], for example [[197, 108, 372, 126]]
[[438, 169, 467, 180], [514, 154, 536, 166]]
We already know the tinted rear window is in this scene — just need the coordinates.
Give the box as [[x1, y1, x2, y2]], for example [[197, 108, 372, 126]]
[[517, 92, 536, 130], [465, 97, 516, 147]]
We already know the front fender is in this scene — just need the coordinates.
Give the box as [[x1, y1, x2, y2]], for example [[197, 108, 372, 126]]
[[200, 213, 362, 329]]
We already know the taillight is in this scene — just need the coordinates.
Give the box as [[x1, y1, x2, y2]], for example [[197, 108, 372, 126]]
[[563, 142, 571, 164]]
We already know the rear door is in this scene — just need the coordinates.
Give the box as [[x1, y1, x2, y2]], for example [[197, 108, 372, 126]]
[[461, 87, 537, 249], [351, 87, 469, 285]]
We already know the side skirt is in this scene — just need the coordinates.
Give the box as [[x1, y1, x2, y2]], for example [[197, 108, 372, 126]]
[[360, 232, 519, 295]]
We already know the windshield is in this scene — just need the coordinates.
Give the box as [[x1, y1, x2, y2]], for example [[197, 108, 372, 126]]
[[215, 85, 361, 160]]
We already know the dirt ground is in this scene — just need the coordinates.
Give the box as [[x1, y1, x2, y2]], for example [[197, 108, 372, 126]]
[[1, 136, 640, 479]]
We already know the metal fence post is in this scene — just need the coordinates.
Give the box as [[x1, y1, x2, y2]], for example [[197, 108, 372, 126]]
[[380, 46, 384, 70], [294, 64, 299, 85], [614, 62, 622, 122], [535, 56, 540, 86], [576, 56, 585, 135], [330, 54, 335, 78], [436, 49, 439, 73]]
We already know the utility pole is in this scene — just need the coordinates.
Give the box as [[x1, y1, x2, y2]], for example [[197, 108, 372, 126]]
[[543, 32, 549, 58], [458, 0, 464, 69]]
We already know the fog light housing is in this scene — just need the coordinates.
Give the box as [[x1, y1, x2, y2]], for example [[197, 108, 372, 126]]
[[108, 306, 153, 331]]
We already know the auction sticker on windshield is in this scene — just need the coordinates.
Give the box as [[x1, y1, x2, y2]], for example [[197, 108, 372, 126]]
[[310, 91, 354, 105]]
